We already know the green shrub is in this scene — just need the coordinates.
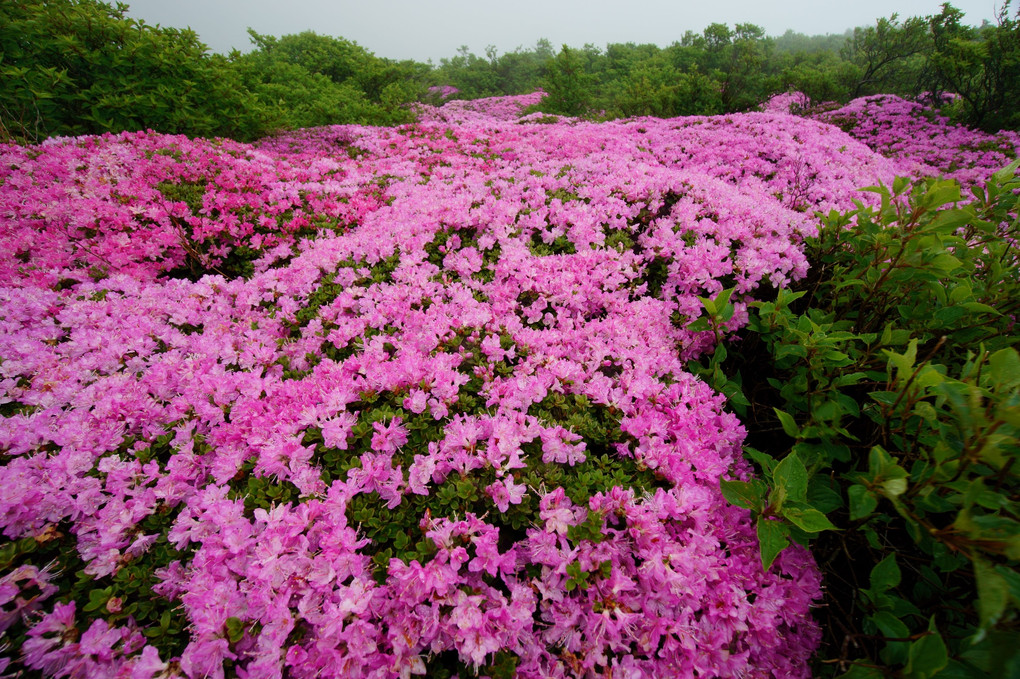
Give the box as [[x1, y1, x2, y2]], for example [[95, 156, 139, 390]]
[[697, 162, 1020, 676], [0, 0, 275, 142], [230, 30, 424, 129]]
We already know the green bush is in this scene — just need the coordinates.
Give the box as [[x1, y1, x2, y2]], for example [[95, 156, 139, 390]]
[[603, 65, 723, 118], [0, 0, 275, 142], [231, 30, 425, 129], [697, 163, 1020, 676]]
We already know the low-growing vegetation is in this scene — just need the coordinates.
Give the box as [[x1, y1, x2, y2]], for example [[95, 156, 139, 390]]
[[0, 2, 1018, 678]]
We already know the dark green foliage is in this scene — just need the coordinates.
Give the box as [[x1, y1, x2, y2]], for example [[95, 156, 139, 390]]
[[926, 3, 1020, 132], [228, 459, 303, 514], [701, 164, 1020, 676], [431, 41, 554, 100], [0, 2, 423, 143], [434, 4, 1019, 132], [528, 233, 576, 257], [604, 62, 723, 118], [436, 46, 504, 99], [0, 0, 275, 142], [5, 1, 1017, 144], [107, 506, 191, 656], [840, 14, 931, 98], [230, 30, 427, 129], [537, 46, 599, 117]]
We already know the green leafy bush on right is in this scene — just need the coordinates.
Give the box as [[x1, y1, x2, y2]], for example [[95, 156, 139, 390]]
[[703, 161, 1020, 677]]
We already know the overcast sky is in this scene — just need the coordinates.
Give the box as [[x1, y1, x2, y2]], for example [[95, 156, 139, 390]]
[[124, 0, 1006, 63]]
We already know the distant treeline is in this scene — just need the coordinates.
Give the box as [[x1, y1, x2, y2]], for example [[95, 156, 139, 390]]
[[1, 0, 1018, 143]]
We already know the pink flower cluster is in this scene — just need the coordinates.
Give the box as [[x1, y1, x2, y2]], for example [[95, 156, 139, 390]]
[[810, 94, 1020, 188], [3, 89, 981, 677], [427, 85, 461, 100], [413, 91, 548, 124], [759, 92, 809, 115]]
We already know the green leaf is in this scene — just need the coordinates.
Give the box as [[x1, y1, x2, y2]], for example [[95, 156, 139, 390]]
[[929, 207, 973, 232], [456, 479, 475, 499], [719, 479, 766, 511], [225, 616, 246, 644], [925, 180, 962, 208], [962, 301, 1000, 315], [904, 620, 948, 679], [870, 610, 910, 639], [931, 253, 963, 272], [713, 286, 734, 311], [870, 554, 901, 593], [868, 446, 909, 499], [83, 587, 112, 613], [807, 476, 844, 514], [756, 517, 790, 571], [774, 408, 800, 438], [698, 294, 717, 316], [772, 453, 809, 503], [834, 371, 868, 388], [974, 558, 1009, 630], [989, 348, 1020, 391], [992, 157, 1020, 183], [887, 339, 919, 379], [776, 288, 807, 308], [870, 390, 899, 407], [996, 564, 1020, 605], [783, 504, 837, 533], [744, 446, 777, 473], [957, 629, 1020, 676], [882, 475, 909, 499], [686, 316, 712, 332]]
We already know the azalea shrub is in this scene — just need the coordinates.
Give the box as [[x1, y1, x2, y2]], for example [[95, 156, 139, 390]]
[[726, 93, 1020, 676], [0, 91, 1017, 678], [810, 94, 1020, 187], [705, 168, 1020, 677]]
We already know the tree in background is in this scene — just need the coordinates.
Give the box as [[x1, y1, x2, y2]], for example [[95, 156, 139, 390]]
[[429, 40, 555, 100], [0, 0, 274, 142], [230, 30, 426, 129], [840, 14, 931, 98], [432, 46, 502, 99], [773, 49, 849, 104], [718, 23, 776, 111], [602, 56, 722, 118], [927, 2, 1020, 131], [490, 40, 555, 96], [773, 29, 852, 56], [3, 0, 1017, 143], [537, 45, 598, 116]]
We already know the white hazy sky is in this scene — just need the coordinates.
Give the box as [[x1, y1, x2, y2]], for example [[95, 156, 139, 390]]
[[124, 0, 1007, 63]]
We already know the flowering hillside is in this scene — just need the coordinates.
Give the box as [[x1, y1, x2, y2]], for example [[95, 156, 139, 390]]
[[761, 91, 1020, 189], [0, 92, 1014, 678]]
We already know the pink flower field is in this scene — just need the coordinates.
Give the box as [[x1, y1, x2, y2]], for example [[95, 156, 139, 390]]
[[0, 92, 1015, 678]]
